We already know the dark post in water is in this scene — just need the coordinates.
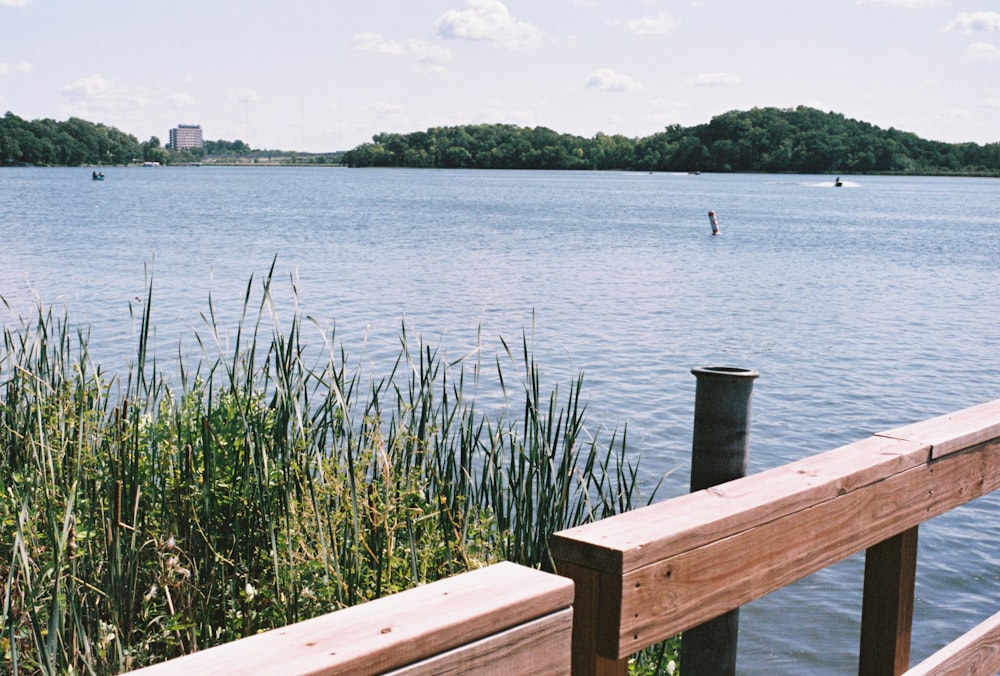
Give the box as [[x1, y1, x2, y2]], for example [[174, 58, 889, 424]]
[[680, 365, 759, 676]]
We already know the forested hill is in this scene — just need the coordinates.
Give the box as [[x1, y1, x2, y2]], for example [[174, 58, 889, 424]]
[[1, 111, 143, 166], [4, 106, 998, 173], [343, 106, 1000, 175]]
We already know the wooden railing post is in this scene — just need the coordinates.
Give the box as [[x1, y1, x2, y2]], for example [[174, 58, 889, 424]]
[[859, 526, 919, 676], [558, 561, 628, 676]]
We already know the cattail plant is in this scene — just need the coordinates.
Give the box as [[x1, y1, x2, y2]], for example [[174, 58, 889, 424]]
[[0, 269, 668, 675]]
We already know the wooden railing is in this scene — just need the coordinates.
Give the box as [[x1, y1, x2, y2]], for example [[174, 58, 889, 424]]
[[126, 561, 574, 675], [551, 399, 1000, 675], [124, 400, 1000, 675]]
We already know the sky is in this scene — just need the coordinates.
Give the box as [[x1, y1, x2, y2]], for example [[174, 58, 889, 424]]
[[1, 0, 998, 152]]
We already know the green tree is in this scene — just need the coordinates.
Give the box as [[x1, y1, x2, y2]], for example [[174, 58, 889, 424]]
[[141, 136, 170, 164]]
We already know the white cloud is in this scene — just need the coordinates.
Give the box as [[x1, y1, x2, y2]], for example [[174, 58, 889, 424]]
[[650, 98, 690, 112], [586, 68, 641, 92], [0, 61, 31, 75], [0, 0, 32, 7], [941, 107, 971, 121], [167, 93, 197, 109], [685, 72, 742, 87], [62, 75, 148, 105], [58, 75, 156, 125], [353, 32, 407, 55], [611, 12, 677, 36], [436, 0, 542, 50], [965, 42, 1000, 61], [475, 98, 540, 125], [980, 97, 1000, 109], [855, 0, 944, 7], [944, 12, 1000, 33], [353, 32, 452, 70], [364, 101, 404, 120]]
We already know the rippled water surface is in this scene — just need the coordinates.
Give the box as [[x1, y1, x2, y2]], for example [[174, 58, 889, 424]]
[[2, 166, 999, 673]]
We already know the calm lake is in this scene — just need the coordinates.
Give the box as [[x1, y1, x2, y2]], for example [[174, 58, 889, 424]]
[[2, 166, 999, 673]]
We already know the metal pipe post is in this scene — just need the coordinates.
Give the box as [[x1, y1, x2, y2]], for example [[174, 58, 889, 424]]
[[680, 365, 759, 676]]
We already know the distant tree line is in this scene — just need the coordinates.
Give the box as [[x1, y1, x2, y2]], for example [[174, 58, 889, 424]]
[[1, 111, 143, 166], [0, 111, 343, 167], [4, 106, 998, 173], [342, 106, 1000, 175]]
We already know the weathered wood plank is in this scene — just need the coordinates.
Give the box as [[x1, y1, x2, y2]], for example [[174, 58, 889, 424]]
[[902, 609, 1000, 676], [858, 527, 918, 676], [387, 609, 573, 675], [552, 434, 930, 575], [878, 399, 1000, 459], [606, 438, 1000, 657], [126, 561, 573, 675]]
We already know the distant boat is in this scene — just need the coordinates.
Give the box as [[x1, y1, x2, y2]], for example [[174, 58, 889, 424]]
[[143, 161, 160, 167], [92, 171, 105, 181], [834, 177, 843, 187]]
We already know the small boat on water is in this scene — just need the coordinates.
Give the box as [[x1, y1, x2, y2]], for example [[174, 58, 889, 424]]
[[92, 171, 105, 181], [834, 176, 843, 187]]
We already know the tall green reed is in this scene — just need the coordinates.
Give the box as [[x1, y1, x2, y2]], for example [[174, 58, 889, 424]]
[[1, 269, 655, 674]]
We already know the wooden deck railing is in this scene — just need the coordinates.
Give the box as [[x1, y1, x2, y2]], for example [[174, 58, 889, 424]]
[[551, 399, 1000, 675], [126, 561, 573, 675], [124, 400, 1000, 675]]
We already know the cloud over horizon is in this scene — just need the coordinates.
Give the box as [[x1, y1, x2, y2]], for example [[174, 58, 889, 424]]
[[610, 12, 677, 36], [965, 42, 1000, 61], [854, 0, 944, 7], [436, 0, 542, 50], [352, 32, 452, 69], [944, 11, 1000, 33], [685, 72, 742, 87], [0, 61, 31, 75], [586, 68, 641, 92]]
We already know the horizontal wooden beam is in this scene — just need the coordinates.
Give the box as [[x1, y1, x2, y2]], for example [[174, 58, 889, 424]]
[[877, 398, 1000, 459], [901, 609, 1000, 676], [552, 399, 1000, 660], [388, 609, 573, 675], [127, 561, 573, 675], [552, 435, 930, 575]]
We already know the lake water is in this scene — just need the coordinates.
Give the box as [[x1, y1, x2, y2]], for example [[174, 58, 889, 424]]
[[2, 166, 999, 673]]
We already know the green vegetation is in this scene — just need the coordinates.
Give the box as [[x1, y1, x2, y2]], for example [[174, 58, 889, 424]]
[[5, 105, 999, 175], [0, 111, 343, 167], [0, 270, 676, 674], [343, 106, 1000, 175], [0, 112, 142, 167], [4, 105, 998, 174]]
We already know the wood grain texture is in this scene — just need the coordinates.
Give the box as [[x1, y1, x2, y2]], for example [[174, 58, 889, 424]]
[[858, 527, 918, 676], [552, 435, 930, 575], [551, 399, 1000, 660], [902, 609, 1000, 676], [387, 609, 573, 676], [877, 399, 1000, 459], [126, 561, 573, 675], [555, 560, 629, 676], [610, 439, 1000, 656]]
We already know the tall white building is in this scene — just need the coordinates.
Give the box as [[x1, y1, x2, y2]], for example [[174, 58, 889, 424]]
[[170, 124, 203, 150]]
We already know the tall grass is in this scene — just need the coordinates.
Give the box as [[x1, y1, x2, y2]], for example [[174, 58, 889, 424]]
[[0, 271, 660, 674]]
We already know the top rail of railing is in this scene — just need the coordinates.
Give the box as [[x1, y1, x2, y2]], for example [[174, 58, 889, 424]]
[[552, 399, 1000, 673]]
